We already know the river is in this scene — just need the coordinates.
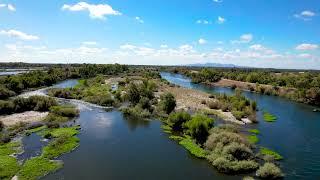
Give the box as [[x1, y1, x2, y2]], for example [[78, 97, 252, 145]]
[[161, 72, 320, 180], [18, 79, 238, 180]]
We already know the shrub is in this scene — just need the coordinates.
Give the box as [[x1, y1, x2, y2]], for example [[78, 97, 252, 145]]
[[210, 157, 258, 174], [160, 93, 176, 114], [222, 142, 254, 160], [0, 87, 16, 99], [0, 96, 57, 115], [256, 163, 283, 179], [184, 114, 214, 144], [205, 131, 249, 151], [127, 83, 141, 105], [122, 106, 151, 119], [49, 105, 79, 117], [138, 97, 152, 111], [232, 110, 245, 120], [167, 111, 191, 131]]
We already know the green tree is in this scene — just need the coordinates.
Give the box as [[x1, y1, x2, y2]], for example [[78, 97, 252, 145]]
[[160, 93, 176, 114]]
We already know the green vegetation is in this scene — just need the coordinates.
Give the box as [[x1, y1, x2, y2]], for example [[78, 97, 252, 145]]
[[263, 111, 277, 122], [207, 90, 257, 122], [49, 76, 116, 107], [179, 138, 207, 158], [256, 163, 284, 179], [248, 135, 259, 144], [248, 129, 260, 134], [0, 96, 57, 115], [173, 67, 320, 106], [167, 111, 191, 131], [161, 125, 172, 134], [49, 105, 79, 117], [184, 114, 214, 144], [122, 79, 159, 119], [26, 126, 46, 134], [159, 93, 176, 114], [0, 64, 128, 99], [260, 147, 283, 160], [0, 155, 20, 180], [169, 135, 184, 141], [205, 125, 258, 174], [0, 141, 21, 180], [42, 135, 80, 159], [18, 157, 63, 180]]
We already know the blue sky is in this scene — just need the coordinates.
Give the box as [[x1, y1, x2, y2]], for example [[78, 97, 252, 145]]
[[0, 0, 319, 69]]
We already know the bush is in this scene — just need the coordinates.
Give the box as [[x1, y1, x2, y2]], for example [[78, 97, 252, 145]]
[[210, 157, 258, 174], [0, 87, 16, 99], [222, 142, 254, 160], [205, 131, 249, 151], [256, 163, 283, 179], [184, 114, 214, 144], [0, 96, 57, 115], [122, 106, 151, 119], [49, 105, 79, 117], [167, 111, 191, 131], [160, 93, 176, 114], [232, 110, 245, 120]]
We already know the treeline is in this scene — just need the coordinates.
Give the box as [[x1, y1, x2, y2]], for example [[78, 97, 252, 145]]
[[0, 64, 128, 99], [173, 68, 320, 106]]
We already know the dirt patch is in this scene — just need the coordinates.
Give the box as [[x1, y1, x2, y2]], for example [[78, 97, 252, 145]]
[[157, 83, 247, 125], [0, 111, 49, 126]]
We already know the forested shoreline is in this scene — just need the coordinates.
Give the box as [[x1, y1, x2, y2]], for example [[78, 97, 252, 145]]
[[169, 67, 320, 107]]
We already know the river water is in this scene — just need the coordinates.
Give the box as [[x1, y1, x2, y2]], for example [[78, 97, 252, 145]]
[[18, 74, 320, 180], [17, 79, 238, 180], [161, 72, 320, 180]]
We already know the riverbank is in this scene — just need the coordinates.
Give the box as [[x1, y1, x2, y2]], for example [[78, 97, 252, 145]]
[[0, 111, 48, 126]]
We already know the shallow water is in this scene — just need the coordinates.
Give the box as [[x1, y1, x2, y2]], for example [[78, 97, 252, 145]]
[[161, 72, 320, 180]]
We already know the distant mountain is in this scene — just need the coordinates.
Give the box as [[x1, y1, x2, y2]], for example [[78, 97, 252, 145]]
[[184, 63, 239, 68]]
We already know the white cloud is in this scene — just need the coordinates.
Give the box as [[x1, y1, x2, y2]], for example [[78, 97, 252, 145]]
[[0, 30, 39, 40], [135, 16, 144, 23], [294, 10, 316, 21], [241, 34, 253, 42], [298, 53, 312, 58], [231, 34, 253, 44], [213, 0, 223, 3], [295, 43, 318, 50], [0, 3, 16, 11], [7, 4, 15, 11], [62, 2, 121, 20], [217, 16, 226, 24], [198, 38, 207, 45], [249, 44, 274, 54]]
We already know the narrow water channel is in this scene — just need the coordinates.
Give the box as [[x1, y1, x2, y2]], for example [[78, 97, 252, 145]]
[[161, 72, 320, 180]]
